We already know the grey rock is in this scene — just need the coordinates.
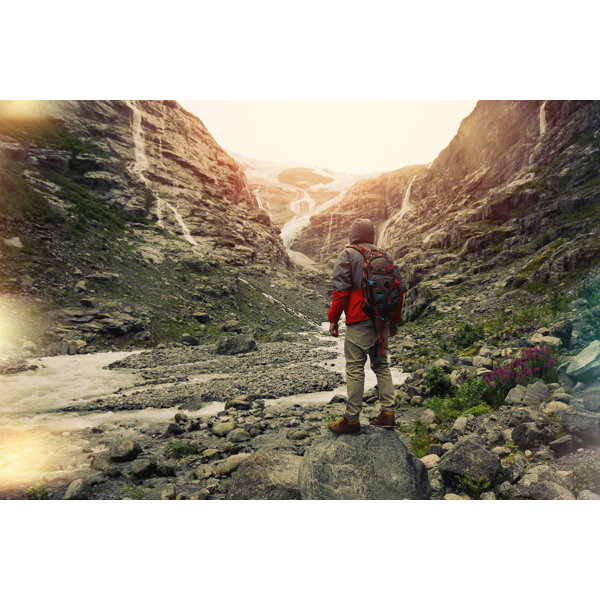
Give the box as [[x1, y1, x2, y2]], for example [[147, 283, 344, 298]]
[[224, 395, 255, 410], [193, 312, 210, 323], [522, 381, 550, 405], [299, 426, 431, 500], [543, 400, 569, 416], [213, 453, 251, 476], [577, 490, 600, 500], [529, 481, 575, 500], [64, 479, 91, 500], [472, 355, 493, 369], [548, 435, 577, 457], [226, 428, 251, 443], [131, 459, 157, 479], [109, 440, 142, 462], [216, 334, 257, 355], [80, 297, 99, 308], [549, 319, 573, 347], [437, 435, 502, 487], [181, 334, 200, 346], [511, 422, 553, 449], [161, 484, 177, 500], [505, 385, 527, 405], [212, 422, 237, 437], [583, 396, 600, 413], [561, 407, 600, 444], [515, 464, 569, 498], [227, 450, 303, 499], [166, 423, 184, 436], [566, 340, 600, 383]]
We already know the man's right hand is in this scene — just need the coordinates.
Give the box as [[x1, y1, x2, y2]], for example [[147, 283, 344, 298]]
[[329, 322, 339, 337]]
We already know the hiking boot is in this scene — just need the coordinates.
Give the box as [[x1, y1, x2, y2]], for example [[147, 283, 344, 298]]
[[328, 417, 361, 435], [370, 411, 396, 428]]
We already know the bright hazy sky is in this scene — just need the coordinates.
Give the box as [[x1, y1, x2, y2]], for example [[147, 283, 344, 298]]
[[179, 101, 477, 175]]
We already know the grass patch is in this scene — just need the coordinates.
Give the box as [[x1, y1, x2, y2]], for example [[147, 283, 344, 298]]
[[26, 481, 50, 499]]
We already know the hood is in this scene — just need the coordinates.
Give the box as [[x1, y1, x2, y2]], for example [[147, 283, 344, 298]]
[[348, 218, 375, 245]]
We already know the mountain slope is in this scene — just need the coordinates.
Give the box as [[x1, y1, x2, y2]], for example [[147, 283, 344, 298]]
[[0, 101, 327, 357]]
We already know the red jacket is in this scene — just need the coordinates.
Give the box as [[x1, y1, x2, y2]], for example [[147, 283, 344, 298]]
[[327, 244, 405, 325]]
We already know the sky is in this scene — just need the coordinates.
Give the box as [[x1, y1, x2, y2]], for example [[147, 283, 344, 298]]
[[179, 101, 477, 175]]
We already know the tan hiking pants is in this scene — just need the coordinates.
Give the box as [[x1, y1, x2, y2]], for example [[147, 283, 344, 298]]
[[343, 320, 395, 420]]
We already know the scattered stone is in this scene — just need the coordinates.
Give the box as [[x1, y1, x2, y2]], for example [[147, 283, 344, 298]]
[[549, 320, 573, 347], [109, 440, 142, 462], [421, 409, 438, 426], [421, 454, 440, 469], [224, 395, 255, 410], [543, 400, 569, 417], [80, 297, 99, 308], [4, 236, 23, 248], [226, 428, 251, 443], [299, 426, 431, 500], [548, 435, 577, 457], [166, 423, 184, 436], [193, 464, 215, 480], [437, 435, 502, 487], [212, 422, 236, 437], [216, 334, 257, 355], [193, 312, 210, 323], [561, 406, 600, 444], [213, 453, 252, 476], [566, 340, 600, 383], [227, 450, 302, 500], [201, 448, 221, 460], [529, 481, 575, 500], [64, 479, 91, 500], [161, 484, 177, 500], [131, 459, 157, 479], [577, 490, 600, 500], [182, 334, 200, 346], [512, 422, 553, 449]]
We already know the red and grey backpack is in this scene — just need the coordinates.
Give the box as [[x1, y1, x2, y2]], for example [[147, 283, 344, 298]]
[[348, 244, 403, 352]]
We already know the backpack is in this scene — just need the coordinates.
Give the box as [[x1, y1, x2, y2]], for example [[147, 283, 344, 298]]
[[347, 244, 402, 323]]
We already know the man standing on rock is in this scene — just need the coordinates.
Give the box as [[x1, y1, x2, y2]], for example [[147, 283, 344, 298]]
[[327, 218, 405, 434]]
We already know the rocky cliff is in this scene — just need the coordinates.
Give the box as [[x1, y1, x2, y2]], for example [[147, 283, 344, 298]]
[[294, 101, 600, 337], [0, 100, 326, 356]]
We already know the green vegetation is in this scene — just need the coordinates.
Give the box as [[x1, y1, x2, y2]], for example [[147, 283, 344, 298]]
[[423, 364, 451, 396], [0, 156, 62, 224], [122, 483, 147, 499], [425, 377, 490, 424], [26, 481, 50, 500], [0, 114, 107, 156], [570, 459, 600, 496], [457, 472, 492, 499], [165, 442, 200, 459], [409, 419, 433, 458], [452, 322, 485, 349]]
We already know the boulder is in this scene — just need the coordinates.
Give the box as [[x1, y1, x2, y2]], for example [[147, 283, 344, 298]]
[[543, 400, 569, 417], [109, 440, 142, 462], [437, 435, 502, 487], [515, 464, 571, 498], [584, 396, 600, 413], [212, 422, 237, 437], [213, 453, 252, 476], [511, 422, 554, 449], [298, 426, 431, 500], [227, 450, 303, 499], [226, 428, 251, 443], [216, 334, 257, 355], [224, 394, 255, 410], [548, 435, 577, 457], [566, 340, 600, 383], [131, 459, 157, 479], [64, 479, 91, 500], [577, 490, 600, 500], [529, 481, 575, 500], [549, 319, 573, 348], [561, 407, 600, 444], [181, 334, 200, 346]]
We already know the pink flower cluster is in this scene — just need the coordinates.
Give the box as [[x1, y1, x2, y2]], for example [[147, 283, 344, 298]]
[[484, 345, 558, 396]]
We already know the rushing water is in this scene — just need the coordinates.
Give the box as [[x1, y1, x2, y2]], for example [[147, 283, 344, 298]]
[[377, 174, 417, 248], [539, 101, 547, 136], [0, 322, 408, 492]]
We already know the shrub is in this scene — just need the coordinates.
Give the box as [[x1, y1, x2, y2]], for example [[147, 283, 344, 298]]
[[165, 442, 200, 459], [484, 345, 559, 404], [571, 459, 600, 496], [409, 419, 432, 458], [423, 364, 451, 396], [26, 481, 50, 500], [425, 377, 490, 423], [122, 484, 146, 499], [453, 322, 485, 349], [458, 472, 492, 499]]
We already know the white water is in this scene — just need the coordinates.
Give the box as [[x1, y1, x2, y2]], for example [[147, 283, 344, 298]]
[[377, 174, 417, 248], [125, 100, 198, 246], [255, 188, 272, 218], [539, 101, 547, 136]]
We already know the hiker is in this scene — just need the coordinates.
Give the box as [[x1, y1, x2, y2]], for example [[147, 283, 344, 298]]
[[327, 218, 405, 434]]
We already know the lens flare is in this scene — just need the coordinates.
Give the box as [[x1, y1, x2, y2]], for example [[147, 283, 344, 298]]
[[0, 429, 60, 489]]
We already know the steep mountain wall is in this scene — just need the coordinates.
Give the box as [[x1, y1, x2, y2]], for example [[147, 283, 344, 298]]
[[0, 101, 324, 355], [294, 101, 600, 324]]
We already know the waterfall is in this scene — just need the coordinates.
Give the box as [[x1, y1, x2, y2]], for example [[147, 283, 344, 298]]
[[539, 101, 547, 136], [377, 174, 417, 248], [255, 187, 272, 218], [125, 100, 197, 246]]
